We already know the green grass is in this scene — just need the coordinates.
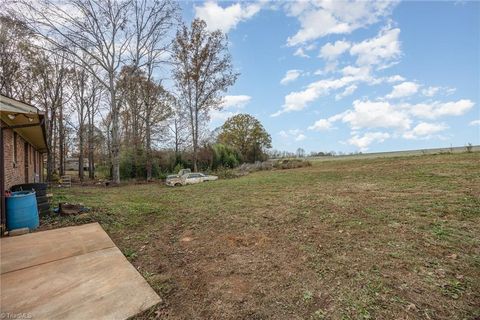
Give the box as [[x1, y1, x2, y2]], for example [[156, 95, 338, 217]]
[[41, 152, 480, 319]]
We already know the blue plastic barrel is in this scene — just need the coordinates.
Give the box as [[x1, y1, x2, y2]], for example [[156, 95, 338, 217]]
[[6, 191, 39, 231]]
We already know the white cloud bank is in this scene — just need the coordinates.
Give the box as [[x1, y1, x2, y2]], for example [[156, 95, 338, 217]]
[[349, 27, 401, 68], [195, 1, 262, 33], [274, 26, 401, 116], [285, 0, 399, 46], [308, 98, 475, 149]]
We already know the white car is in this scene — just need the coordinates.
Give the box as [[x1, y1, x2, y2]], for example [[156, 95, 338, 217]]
[[166, 173, 218, 186]]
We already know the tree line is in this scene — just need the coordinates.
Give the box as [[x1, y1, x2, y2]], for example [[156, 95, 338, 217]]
[[1, 0, 272, 183]]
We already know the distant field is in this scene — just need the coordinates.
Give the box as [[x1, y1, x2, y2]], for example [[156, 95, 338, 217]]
[[42, 152, 480, 319], [309, 145, 480, 162]]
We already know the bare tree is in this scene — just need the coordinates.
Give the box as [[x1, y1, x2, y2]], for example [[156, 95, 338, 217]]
[[130, 0, 178, 71], [130, 0, 178, 180], [0, 15, 37, 101], [71, 65, 88, 180], [86, 76, 103, 179], [172, 19, 238, 171], [31, 51, 69, 180], [167, 97, 189, 156], [118, 66, 172, 179], [15, 0, 135, 183]]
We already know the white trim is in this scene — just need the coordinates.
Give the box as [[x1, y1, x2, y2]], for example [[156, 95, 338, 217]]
[[0, 95, 40, 114]]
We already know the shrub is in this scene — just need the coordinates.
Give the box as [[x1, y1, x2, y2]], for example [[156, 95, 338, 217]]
[[272, 158, 312, 170], [237, 159, 311, 173], [173, 163, 184, 175], [214, 166, 241, 179], [212, 144, 241, 169]]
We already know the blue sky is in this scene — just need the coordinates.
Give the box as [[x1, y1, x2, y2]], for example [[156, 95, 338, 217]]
[[182, 1, 479, 153]]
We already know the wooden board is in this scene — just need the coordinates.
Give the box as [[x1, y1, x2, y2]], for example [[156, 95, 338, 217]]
[[0, 223, 161, 319], [1, 223, 115, 274]]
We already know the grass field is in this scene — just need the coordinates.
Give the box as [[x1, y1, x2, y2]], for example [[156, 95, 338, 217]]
[[41, 152, 480, 319]]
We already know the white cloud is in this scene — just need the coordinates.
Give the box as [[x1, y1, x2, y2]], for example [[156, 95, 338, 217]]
[[342, 99, 411, 130], [470, 119, 480, 126], [350, 27, 401, 68], [403, 122, 448, 139], [319, 40, 351, 60], [273, 78, 349, 116], [221, 95, 252, 109], [194, 1, 262, 33], [308, 119, 334, 131], [308, 98, 473, 148], [280, 70, 302, 85], [386, 75, 405, 83], [341, 65, 372, 78], [295, 133, 307, 141], [445, 87, 457, 95], [321, 99, 473, 132], [421, 86, 457, 97], [293, 47, 310, 58], [422, 86, 440, 97], [348, 132, 390, 151], [309, 99, 411, 132], [335, 84, 358, 100], [385, 81, 420, 99], [406, 99, 475, 119], [273, 66, 374, 116], [279, 129, 307, 141], [211, 94, 251, 124], [210, 109, 239, 122], [285, 1, 398, 46], [315, 61, 340, 75]]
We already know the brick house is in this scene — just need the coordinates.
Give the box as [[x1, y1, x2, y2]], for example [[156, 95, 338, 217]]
[[1, 94, 48, 233]]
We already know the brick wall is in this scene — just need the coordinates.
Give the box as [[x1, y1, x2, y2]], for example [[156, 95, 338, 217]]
[[3, 128, 44, 190]]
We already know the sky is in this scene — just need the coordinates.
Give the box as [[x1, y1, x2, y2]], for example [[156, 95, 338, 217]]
[[181, 0, 479, 153]]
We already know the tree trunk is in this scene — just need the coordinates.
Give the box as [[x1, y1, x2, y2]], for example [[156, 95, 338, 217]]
[[88, 112, 95, 179], [52, 120, 57, 176], [146, 124, 152, 180], [109, 76, 120, 184], [46, 108, 55, 181], [78, 132, 84, 181], [174, 119, 180, 156], [145, 97, 152, 180], [58, 100, 65, 177], [192, 110, 198, 172]]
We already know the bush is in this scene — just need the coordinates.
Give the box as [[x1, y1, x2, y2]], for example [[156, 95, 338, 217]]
[[273, 159, 312, 170], [119, 148, 162, 180], [214, 166, 241, 179], [173, 163, 184, 175], [237, 159, 311, 173], [212, 144, 241, 169]]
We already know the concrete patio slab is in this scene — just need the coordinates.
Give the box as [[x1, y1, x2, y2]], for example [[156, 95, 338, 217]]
[[0, 223, 161, 320]]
